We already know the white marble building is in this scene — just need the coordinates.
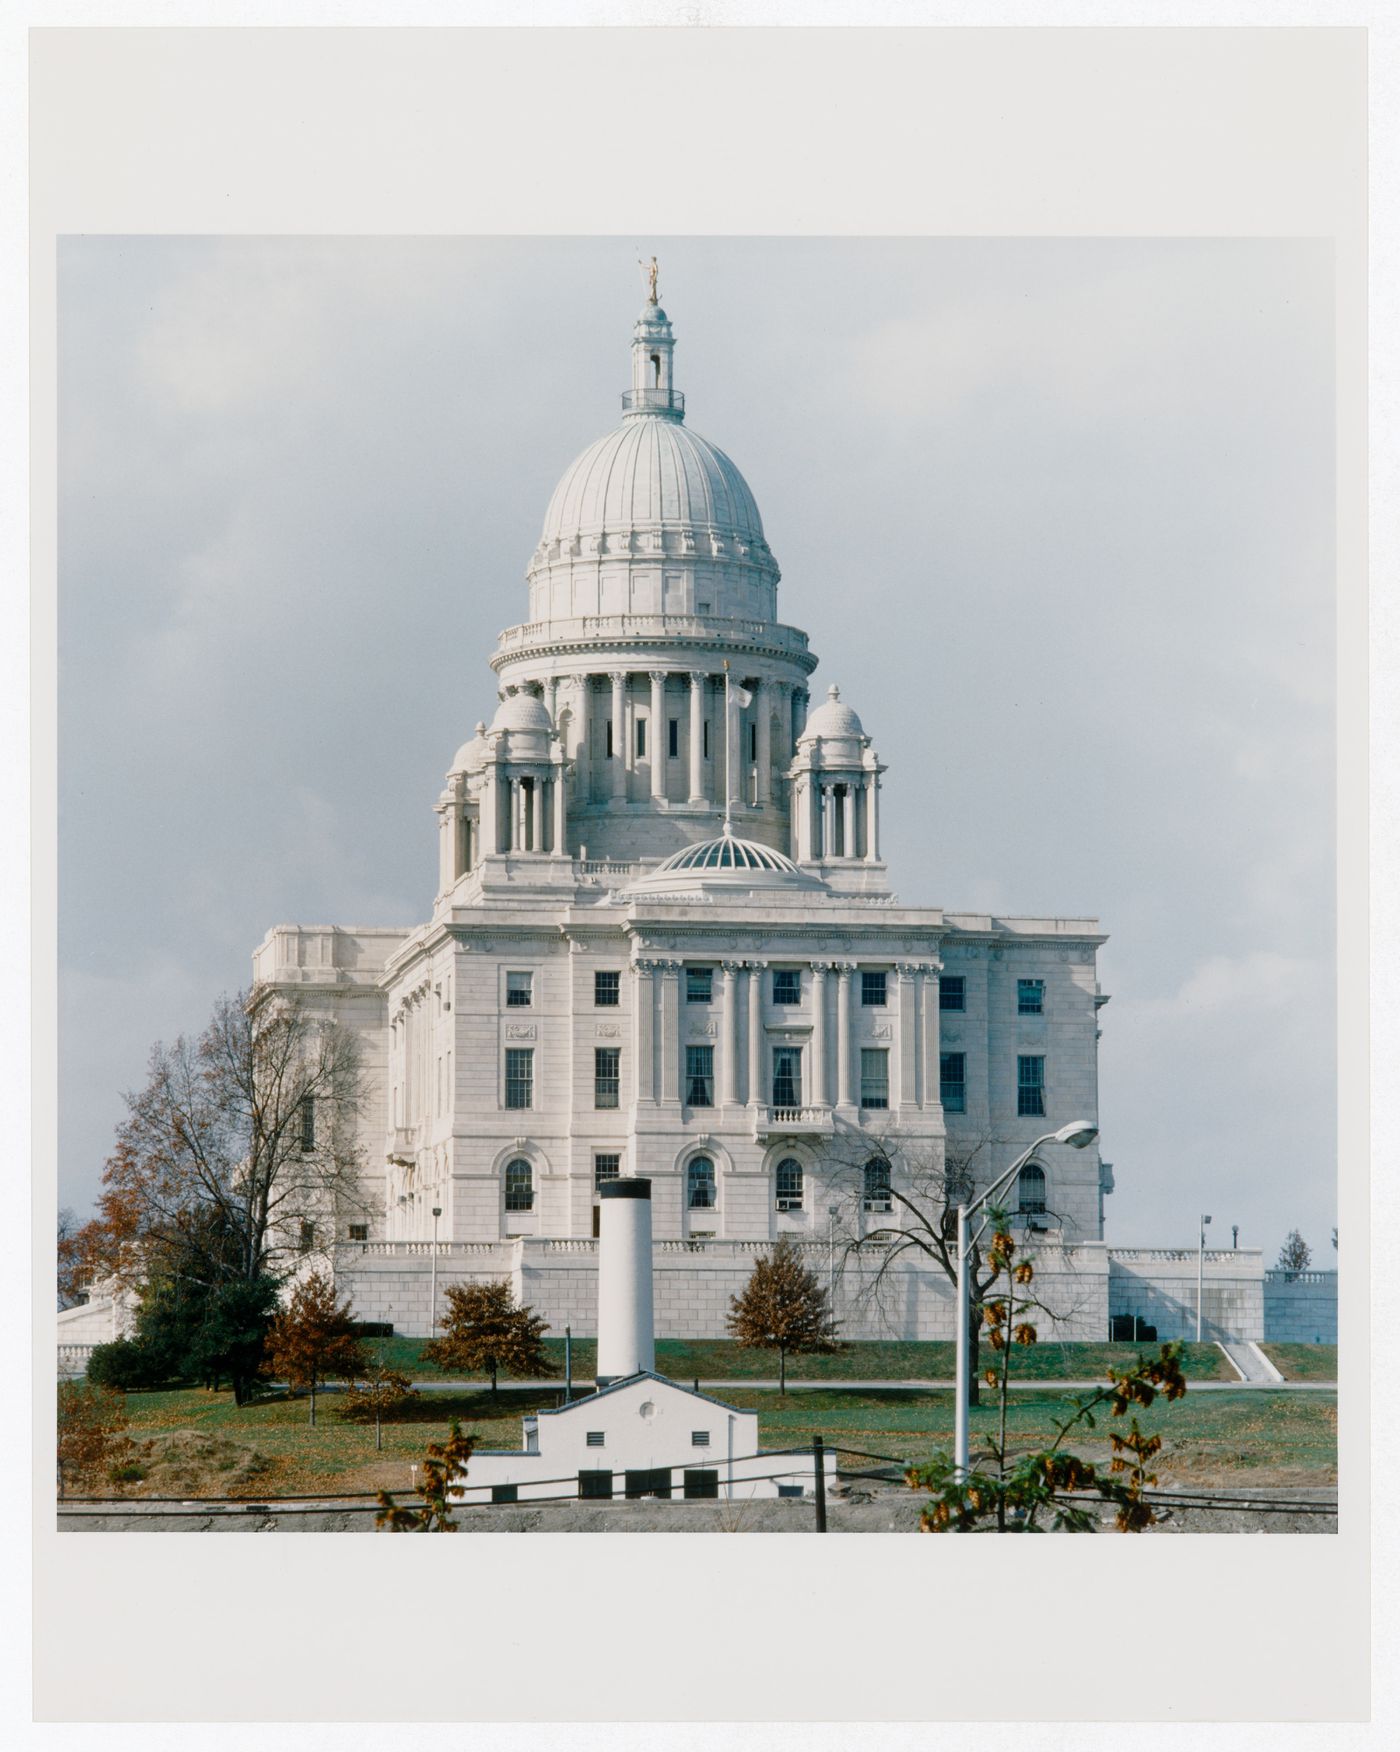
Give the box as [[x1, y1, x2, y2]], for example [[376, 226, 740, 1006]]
[[252, 285, 1126, 1338]]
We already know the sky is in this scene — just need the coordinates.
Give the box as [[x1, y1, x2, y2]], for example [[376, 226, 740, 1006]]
[[55, 236, 1337, 1263]]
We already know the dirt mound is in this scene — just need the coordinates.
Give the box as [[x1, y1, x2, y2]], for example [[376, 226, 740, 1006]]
[[125, 1429, 271, 1496]]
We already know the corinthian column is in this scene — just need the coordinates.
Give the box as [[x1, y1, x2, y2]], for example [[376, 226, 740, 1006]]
[[835, 962, 855, 1108], [896, 963, 921, 1109], [633, 959, 657, 1106], [649, 671, 667, 800], [746, 960, 765, 1106], [720, 961, 742, 1107], [810, 962, 831, 1107], [688, 671, 706, 803], [659, 961, 682, 1105], [754, 679, 772, 806], [610, 672, 627, 800]]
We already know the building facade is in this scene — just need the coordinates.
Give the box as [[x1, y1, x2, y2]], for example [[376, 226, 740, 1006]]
[[253, 286, 1122, 1337]]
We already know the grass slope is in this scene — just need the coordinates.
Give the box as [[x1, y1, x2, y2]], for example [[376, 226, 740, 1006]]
[[92, 1377, 1334, 1500], [374, 1336, 1234, 1384], [1259, 1344, 1338, 1382]]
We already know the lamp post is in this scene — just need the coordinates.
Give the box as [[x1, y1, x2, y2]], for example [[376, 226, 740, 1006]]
[[827, 1204, 840, 1305], [953, 1120, 1099, 1486], [431, 1206, 442, 1339], [1196, 1213, 1212, 1342]]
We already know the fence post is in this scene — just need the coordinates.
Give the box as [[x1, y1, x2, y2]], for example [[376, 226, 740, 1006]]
[[813, 1434, 827, 1533]]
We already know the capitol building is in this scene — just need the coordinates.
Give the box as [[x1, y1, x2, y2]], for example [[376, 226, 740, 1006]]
[[246, 282, 1226, 1344]]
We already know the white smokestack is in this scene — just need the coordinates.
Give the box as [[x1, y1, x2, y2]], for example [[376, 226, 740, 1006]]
[[596, 1177, 655, 1386]]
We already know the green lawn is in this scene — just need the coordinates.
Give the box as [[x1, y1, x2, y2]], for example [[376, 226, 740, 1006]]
[[91, 1375, 1334, 1500], [1260, 1344, 1338, 1382], [373, 1336, 1233, 1385]]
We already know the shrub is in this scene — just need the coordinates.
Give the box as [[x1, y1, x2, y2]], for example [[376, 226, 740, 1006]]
[[86, 1338, 166, 1392]]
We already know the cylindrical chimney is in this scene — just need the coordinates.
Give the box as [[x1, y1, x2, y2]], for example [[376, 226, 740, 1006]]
[[596, 1177, 655, 1386]]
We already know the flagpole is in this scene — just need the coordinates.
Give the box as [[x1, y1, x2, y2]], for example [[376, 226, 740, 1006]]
[[722, 659, 732, 835]]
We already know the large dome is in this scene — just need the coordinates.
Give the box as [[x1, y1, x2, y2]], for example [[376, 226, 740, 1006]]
[[537, 418, 769, 554]]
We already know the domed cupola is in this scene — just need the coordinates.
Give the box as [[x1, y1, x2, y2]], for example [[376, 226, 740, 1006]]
[[788, 683, 887, 880], [523, 279, 780, 627]]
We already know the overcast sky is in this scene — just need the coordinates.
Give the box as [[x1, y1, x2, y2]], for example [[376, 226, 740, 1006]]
[[56, 236, 1336, 1262]]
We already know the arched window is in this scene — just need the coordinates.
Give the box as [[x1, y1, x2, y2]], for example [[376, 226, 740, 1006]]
[[687, 1157, 716, 1210], [504, 1158, 534, 1212], [863, 1159, 892, 1212], [1017, 1162, 1047, 1215], [775, 1158, 804, 1212]]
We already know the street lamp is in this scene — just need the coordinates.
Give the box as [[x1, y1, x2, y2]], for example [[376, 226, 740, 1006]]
[[1196, 1214, 1212, 1342], [953, 1120, 1099, 1485], [431, 1206, 442, 1339], [827, 1204, 840, 1305]]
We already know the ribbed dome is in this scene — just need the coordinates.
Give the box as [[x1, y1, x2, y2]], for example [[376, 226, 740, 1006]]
[[489, 693, 554, 734], [659, 835, 800, 875], [538, 418, 767, 552], [448, 721, 490, 775], [623, 830, 826, 897], [800, 684, 865, 742]]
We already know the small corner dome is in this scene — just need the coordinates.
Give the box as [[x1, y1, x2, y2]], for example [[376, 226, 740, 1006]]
[[800, 683, 865, 742], [448, 722, 490, 775], [489, 693, 554, 735]]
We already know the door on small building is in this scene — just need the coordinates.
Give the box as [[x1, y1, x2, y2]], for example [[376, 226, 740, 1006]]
[[624, 1467, 673, 1500], [683, 1468, 719, 1500]]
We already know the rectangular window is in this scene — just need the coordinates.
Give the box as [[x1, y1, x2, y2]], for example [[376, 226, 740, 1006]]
[[775, 1158, 804, 1211], [348, 1223, 369, 1242], [749, 722, 757, 761], [605, 721, 614, 758], [861, 970, 888, 1007], [685, 1045, 714, 1108], [625, 1468, 672, 1500], [504, 1048, 534, 1110], [1017, 978, 1045, 1015], [594, 1152, 621, 1188], [668, 717, 679, 758], [860, 1048, 890, 1110], [940, 1051, 967, 1113], [939, 975, 965, 1013], [506, 971, 533, 1007], [1017, 1055, 1046, 1117], [772, 1046, 802, 1110], [691, 1430, 711, 1448], [777, 1483, 804, 1500], [702, 721, 709, 759], [594, 1047, 621, 1109], [298, 1096, 315, 1152], [772, 968, 800, 1005], [578, 1470, 613, 1500], [686, 966, 713, 1003], [683, 1468, 719, 1500], [586, 1431, 605, 1448], [636, 717, 647, 759], [491, 1484, 518, 1504], [298, 1220, 315, 1254], [594, 969, 621, 1007]]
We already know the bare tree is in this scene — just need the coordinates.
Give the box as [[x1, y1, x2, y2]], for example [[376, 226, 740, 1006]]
[[75, 986, 370, 1298], [57, 1207, 85, 1310], [816, 1122, 1095, 1407]]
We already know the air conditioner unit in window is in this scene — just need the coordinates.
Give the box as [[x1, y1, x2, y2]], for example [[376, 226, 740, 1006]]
[[776, 1198, 803, 1212]]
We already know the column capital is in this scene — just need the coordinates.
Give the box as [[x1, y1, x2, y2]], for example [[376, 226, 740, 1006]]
[[648, 669, 669, 684], [743, 957, 769, 971], [895, 961, 924, 982], [632, 957, 662, 975], [833, 960, 857, 979], [720, 959, 745, 977], [657, 959, 684, 979], [809, 959, 834, 976], [609, 669, 628, 687]]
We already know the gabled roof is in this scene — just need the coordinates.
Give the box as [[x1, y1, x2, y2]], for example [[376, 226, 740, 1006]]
[[535, 1370, 748, 1420]]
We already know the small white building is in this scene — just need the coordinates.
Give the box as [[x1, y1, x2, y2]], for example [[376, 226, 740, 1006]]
[[458, 1371, 834, 1506]]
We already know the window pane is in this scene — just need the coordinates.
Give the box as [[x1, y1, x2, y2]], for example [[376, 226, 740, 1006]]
[[775, 1157, 804, 1210], [504, 1048, 533, 1109], [772, 969, 800, 1005], [299, 1096, 316, 1152], [688, 1156, 716, 1208], [861, 970, 887, 1007], [506, 971, 533, 1007], [505, 1158, 533, 1211], [863, 1159, 892, 1211], [594, 970, 621, 1007], [1017, 1055, 1045, 1117], [594, 1153, 621, 1187], [491, 1484, 518, 1504], [771, 1047, 801, 1109], [668, 718, 679, 758], [685, 1046, 714, 1107], [578, 1470, 613, 1500], [686, 967, 713, 1003], [1018, 1163, 1047, 1214], [683, 1468, 719, 1499], [636, 717, 647, 758], [1017, 978, 1044, 1015], [860, 1048, 890, 1109], [594, 1047, 620, 1109], [940, 1051, 966, 1113], [939, 975, 965, 1013]]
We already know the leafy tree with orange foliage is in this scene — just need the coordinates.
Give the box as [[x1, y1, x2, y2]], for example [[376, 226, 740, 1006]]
[[341, 1361, 418, 1450], [265, 1270, 367, 1426], [57, 1380, 135, 1498], [423, 1281, 554, 1393], [376, 1422, 477, 1531], [727, 1236, 839, 1393]]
